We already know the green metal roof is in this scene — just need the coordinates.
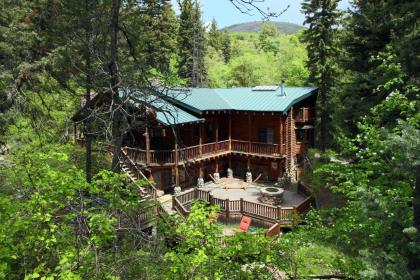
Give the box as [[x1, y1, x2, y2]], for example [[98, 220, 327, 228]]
[[171, 87, 317, 113], [154, 99, 204, 125], [121, 90, 204, 126], [120, 86, 316, 126]]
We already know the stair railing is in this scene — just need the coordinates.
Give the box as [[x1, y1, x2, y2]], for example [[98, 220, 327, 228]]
[[121, 147, 158, 199]]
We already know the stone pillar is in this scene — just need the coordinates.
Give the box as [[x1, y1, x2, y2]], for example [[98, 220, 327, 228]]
[[213, 172, 220, 182], [174, 186, 182, 195], [197, 177, 204, 188], [246, 172, 252, 183], [227, 168, 233, 179]]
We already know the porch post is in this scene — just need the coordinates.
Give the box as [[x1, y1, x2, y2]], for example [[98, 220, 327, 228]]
[[215, 119, 219, 142], [199, 162, 204, 177], [228, 112, 232, 150], [175, 142, 179, 186], [248, 113, 251, 153], [279, 114, 283, 154], [145, 127, 151, 165], [199, 122, 203, 155]]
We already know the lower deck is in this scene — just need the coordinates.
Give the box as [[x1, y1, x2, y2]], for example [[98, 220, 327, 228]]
[[146, 154, 291, 193]]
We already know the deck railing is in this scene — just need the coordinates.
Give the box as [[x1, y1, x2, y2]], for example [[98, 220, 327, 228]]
[[150, 150, 175, 164], [173, 187, 314, 226], [124, 147, 147, 163], [295, 107, 315, 122], [125, 139, 284, 165]]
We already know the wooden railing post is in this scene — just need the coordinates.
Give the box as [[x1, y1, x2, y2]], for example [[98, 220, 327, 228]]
[[277, 206, 281, 222], [145, 127, 151, 165], [175, 143, 179, 186], [199, 122, 203, 155], [209, 194, 214, 205], [248, 114, 251, 153], [240, 198, 244, 214], [194, 188, 198, 200], [292, 206, 298, 226], [228, 113, 232, 151], [172, 195, 176, 211], [226, 198, 230, 219]]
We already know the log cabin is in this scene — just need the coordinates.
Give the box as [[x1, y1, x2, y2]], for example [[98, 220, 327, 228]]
[[72, 84, 317, 194]]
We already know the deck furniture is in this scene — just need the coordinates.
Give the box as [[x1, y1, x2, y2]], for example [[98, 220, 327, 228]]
[[235, 216, 252, 233]]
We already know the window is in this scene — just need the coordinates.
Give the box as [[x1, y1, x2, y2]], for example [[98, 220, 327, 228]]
[[258, 128, 274, 144], [296, 129, 307, 142]]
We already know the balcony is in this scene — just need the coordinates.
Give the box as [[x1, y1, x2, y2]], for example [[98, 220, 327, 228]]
[[295, 107, 315, 123], [123, 139, 286, 166]]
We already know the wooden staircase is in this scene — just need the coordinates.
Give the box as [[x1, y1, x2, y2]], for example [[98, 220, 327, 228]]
[[119, 149, 177, 215]]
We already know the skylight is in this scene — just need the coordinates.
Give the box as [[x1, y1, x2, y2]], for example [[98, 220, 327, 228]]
[[252, 85, 279, 91]]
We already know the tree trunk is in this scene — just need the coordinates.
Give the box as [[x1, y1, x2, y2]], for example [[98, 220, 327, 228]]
[[410, 165, 420, 278], [84, 0, 93, 182], [109, 0, 122, 171]]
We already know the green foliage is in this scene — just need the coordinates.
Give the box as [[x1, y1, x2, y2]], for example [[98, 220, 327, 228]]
[[303, 53, 420, 278], [301, 0, 342, 151], [0, 143, 162, 279], [177, 0, 207, 87], [258, 23, 279, 54], [206, 31, 309, 87]]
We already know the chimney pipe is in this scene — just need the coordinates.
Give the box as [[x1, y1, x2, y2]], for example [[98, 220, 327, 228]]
[[279, 80, 286, 96]]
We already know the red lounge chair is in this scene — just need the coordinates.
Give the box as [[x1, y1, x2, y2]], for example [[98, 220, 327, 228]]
[[235, 216, 251, 233]]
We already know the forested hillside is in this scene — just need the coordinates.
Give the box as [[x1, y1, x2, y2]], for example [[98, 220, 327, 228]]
[[225, 21, 304, 34], [206, 25, 309, 87], [0, 0, 419, 279]]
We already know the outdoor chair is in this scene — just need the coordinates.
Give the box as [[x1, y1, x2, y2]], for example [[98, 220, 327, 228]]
[[235, 216, 251, 233]]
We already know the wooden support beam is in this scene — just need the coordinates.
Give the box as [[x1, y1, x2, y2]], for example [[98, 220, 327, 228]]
[[228, 113, 232, 150], [279, 114, 283, 154], [199, 122, 203, 155], [145, 127, 151, 165], [248, 113, 251, 152], [199, 162, 204, 178], [215, 119, 219, 142], [215, 159, 219, 173], [175, 142, 179, 186]]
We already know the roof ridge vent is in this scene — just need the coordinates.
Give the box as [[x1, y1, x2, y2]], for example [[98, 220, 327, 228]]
[[252, 85, 279, 91]]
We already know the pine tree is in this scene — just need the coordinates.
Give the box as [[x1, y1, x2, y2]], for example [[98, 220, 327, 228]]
[[301, 0, 342, 152], [220, 30, 232, 63], [136, 0, 177, 74], [340, 0, 392, 135], [177, 0, 206, 87], [208, 18, 222, 50]]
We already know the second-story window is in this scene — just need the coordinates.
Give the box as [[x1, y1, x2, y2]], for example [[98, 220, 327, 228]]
[[258, 128, 274, 144], [296, 129, 308, 142]]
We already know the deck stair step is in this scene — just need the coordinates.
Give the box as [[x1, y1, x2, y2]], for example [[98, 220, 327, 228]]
[[158, 194, 176, 215]]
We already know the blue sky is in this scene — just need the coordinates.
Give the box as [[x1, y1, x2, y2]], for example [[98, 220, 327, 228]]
[[171, 0, 352, 28]]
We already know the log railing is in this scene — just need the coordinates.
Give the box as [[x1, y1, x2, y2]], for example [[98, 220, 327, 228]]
[[173, 188, 314, 226], [126, 139, 284, 165], [124, 147, 147, 163], [150, 150, 175, 164], [231, 140, 281, 156], [249, 142, 280, 156], [295, 107, 315, 122], [172, 196, 190, 216]]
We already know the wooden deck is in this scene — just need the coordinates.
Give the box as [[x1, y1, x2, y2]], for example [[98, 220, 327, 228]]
[[172, 182, 315, 227], [123, 139, 286, 167]]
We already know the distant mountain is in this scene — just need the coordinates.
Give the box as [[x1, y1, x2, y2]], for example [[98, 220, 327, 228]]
[[225, 21, 304, 34]]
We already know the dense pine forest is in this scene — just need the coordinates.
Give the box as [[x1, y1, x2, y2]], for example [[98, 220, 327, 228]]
[[0, 0, 419, 279]]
